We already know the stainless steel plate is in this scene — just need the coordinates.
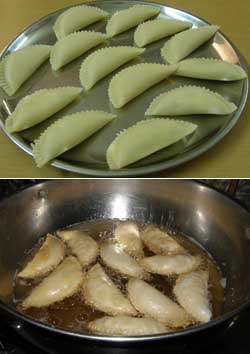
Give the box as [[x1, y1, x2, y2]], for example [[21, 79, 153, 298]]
[[0, 0, 248, 176]]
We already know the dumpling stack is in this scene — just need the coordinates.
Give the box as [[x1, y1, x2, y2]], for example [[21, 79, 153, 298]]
[[0, 3, 247, 171]]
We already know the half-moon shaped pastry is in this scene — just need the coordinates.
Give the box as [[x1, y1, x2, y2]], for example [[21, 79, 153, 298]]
[[134, 19, 192, 47], [140, 254, 201, 276], [54, 5, 108, 39], [161, 25, 219, 64], [108, 63, 176, 108], [22, 256, 82, 308], [100, 243, 147, 278], [106, 119, 197, 170], [18, 234, 66, 279], [88, 316, 168, 336], [50, 31, 107, 70], [106, 5, 160, 37], [5, 87, 82, 133], [80, 46, 145, 90], [127, 278, 190, 327], [146, 86, 237, 116], [82, 263, 137, 316], [114, 221, 143, 257], [57, 230, 99, 267], [0, 45, 51, 96], [141, 225, 186, 255], [175, 58, 247, 81], [174, 271, 212, 323], [32, 110, 116, 167]]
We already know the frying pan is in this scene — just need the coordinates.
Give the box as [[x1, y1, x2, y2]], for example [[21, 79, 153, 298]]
[[0, 179, 250, 354]]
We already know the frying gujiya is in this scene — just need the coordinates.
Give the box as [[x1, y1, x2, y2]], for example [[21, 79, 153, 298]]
[[22, 256, 83, 308], [57, 230, 99, 267], [18, 234, 66, 279], [82, 263, 137, 316], [16, 220, 222, 336], [100, 243, 147, 278]]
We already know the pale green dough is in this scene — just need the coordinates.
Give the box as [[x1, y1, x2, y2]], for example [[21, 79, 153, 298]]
[[54, 5, 109, 40], [5, 87, 82, 133], [33, 111, 116, 168], [0, 45, 51, 96], [146, 86, 237, 116], [106, 5, 160, 37], [161, 25, 219, 64], [80, 46, 145, 90], [108, 63, 177, 108], [175, 58, 247, 81], [134, 19, 192, 47], [106, 118, 197, 170], [50, 31, 107, 71]]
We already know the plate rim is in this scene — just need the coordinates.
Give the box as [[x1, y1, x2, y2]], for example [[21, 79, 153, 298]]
[[0, 0, 248, 177]]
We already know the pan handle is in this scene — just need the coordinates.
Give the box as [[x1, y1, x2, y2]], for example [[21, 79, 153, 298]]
[[226, 180, 239, 198]]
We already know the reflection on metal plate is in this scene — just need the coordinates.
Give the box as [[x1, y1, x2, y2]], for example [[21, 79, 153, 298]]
[[0, 0, 248, 176]]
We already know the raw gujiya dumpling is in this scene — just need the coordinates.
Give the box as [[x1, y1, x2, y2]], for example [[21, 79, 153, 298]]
[[174, 271, 212, 323], [0, 45, 51, 96], [127, 278, 190, 327], [53, 5, 108, 39], [106, 5, 160, 37], [50, 31, 107, 70], [82, 263, 137, 316], [108, 63, 176, 108], [22, 256, 83, 308], [114, 221, 143, 257], [175, 58, 247, 81], [5, 87, 82, 133], [146, 86, 237, 116], [80, 46, 145, 90], [32, 110, 116, 168], [57, 230, 99, 267], [140, 254, 201, 276], [106, 119, 197, 170], [161, 25, 219, 64], [18, 234, 66, 279], [134, 19, 192, 47], [141, 225, 186, 255], [100, 243, 147, 278], [88, 316, 168, 336]]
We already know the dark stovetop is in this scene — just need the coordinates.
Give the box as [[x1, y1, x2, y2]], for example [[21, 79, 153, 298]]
[[0, 179, 250, 353]]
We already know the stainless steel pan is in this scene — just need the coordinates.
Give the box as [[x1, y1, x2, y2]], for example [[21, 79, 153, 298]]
[[0, 179, 250, 353]]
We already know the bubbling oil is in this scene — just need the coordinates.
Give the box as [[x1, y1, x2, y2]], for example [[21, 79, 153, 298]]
[[13, 219, 224, 334]]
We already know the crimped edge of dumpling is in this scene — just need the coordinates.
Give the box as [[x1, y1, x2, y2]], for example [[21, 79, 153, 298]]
[[54, 5, 109, 40], [145, 84, 237, 116], [108, 63, 176, 108], [174, 270, 211, 323], [22, 256, 83, 309], [134, 19, 193, 47], [32, 110, 116, 168], [18, 234, 66, 279], [5, 86, 82, 133], [50, 31, 108, 71], [0, 57, 10, 95], [176, 57, 247, 79], [88, 316, 168, 335], [0, 45, 51, 96], [161, 25, 220, 63], [57, 230, 99, 267], [106, 118, 197, 170], [82, 263, 137, 316], [100, 242, 149, 279], [106, 5, 160, 37], [80, 46, 146, 90]]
